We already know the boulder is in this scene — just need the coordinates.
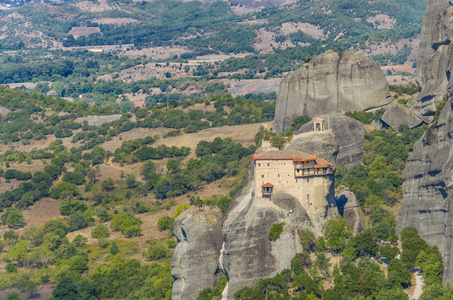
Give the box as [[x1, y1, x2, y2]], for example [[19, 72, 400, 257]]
[[336, 187, 366, 234], [292, 115, 366, 166], [286, 130, 339, 165], [274, 49, 391, 134], [381, 102, 424, 131], [171, 206, 224, 300]]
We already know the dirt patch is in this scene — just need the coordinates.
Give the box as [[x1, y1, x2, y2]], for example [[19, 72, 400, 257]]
[[367, 14, 396, 30], [67, 26, 101, 38], [94, 17, 139, 26], [280, 22, 327, 40], [125, 46, 191, 60], [73, 0, 114, 12], [0, 284, 54, 300], [227, 78, 281, 96], [22, 199, 62, 228], [75, 114, 122, 126]]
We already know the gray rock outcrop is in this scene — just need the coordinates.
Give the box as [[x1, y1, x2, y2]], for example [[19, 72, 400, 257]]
[[287, 130, 339, 164], [381, 102, 424, 131], [290, 115, 366, 166], [171, 206, 224, 300], [414, 0, 453, 116], [274, 49, 392, 134], [397, 0, 453, 285], [172, 165, 339, 299], [336, 187, 366, 234]]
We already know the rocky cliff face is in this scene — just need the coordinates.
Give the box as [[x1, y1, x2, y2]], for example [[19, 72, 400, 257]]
[[397, 0, 453, 284], [288, 115, 366, 166], [172, 166, 339, 299], [414, 0, 453, 116], [171, 206, 224, 300], [273, 50, 391, 134]]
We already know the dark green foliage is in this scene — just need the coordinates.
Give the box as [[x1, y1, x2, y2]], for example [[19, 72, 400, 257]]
[[197, 275, 227, 300], [435, 94, 449, 121], [145, 243, 168, 261], [389, 84, 419, 95], [285, 115, 311, 136], [400, 226, 428, 267], [91, 224, 110, 239], [43, 220, 69, 238], [268, 223, 284, 241], [5, 263, 17, 273], [336, 127, 427, 209], [345, 111, 375, 125], [59, 198, 87, 215], [53, 276, 82, 300], [157, 216, 175, 231], [1, 207, 25, 228], [109, 242, 119, 255]]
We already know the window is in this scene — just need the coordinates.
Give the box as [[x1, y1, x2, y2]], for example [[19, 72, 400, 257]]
[[261, 175, 264, 178], [267, 163, 270, 166], [258, 163, 261, 167], [278, 174, 280, 177], [307, 178, 309, 182]]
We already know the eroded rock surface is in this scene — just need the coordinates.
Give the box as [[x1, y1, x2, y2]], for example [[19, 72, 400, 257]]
[[397, 0, 453, 285], [274, 49, 391, 134], [336, 187, 366, 234], [171, 206, 224, 300], [291, 115, 366, 166], [381, 102, 424, 131], [172, 165, 339, 299], [414, 0, 453, 116]]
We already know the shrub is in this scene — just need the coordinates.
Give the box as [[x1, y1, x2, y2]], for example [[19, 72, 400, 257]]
[[268, 223, 284, 241], [110, 242, 119, 255], [145, 243, 168, 261], [157, 216, 175, 231], [1, 207, 25, 228], [92, 224, 110, 239]]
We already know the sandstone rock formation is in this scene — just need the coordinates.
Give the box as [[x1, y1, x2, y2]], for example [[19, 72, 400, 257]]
[[289, 115, 366, 166], [336, 187, 366, 234], [171, 206, 224, 300], [287, 130, 339, 164], [397, 0, 453, 284], [381, 102, 424, 131], [414, 0, 453, 116], [274, 49, 392, 134]]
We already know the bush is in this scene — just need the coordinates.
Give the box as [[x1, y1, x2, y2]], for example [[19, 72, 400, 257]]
[[145, 243, 168, 261], [1, 207, 25, 228], [157, 216, 175, 231], [92, 224, 110, 239], [268, 223, 284, 241], [5, 263, 17, 273]]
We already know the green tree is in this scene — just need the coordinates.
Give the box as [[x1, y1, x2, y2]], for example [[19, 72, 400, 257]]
[[145, 243, 168, 261], [300, 229, 316, 252], [110, 242, 119, 255], [53, 276, 82, 300], [268, 223, 284, 241], [157, 216, 175, 231], [92, 224, 110, 239], [70, 256, 88, 273], [1, 207, 25, 228], [270, 135, 285, 150], [325, 217, 352, 253]]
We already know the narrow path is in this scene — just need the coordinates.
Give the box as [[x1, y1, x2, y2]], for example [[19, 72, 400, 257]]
[[106, 157, 130, 171], [413, 273, 424, 300]]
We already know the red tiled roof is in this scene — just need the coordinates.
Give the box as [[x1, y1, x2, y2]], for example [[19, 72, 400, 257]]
[[253, 150, 315, 161], [261, 182, 274, 188], [253, 150, 335, 167], [314, 158, 335, 168]]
